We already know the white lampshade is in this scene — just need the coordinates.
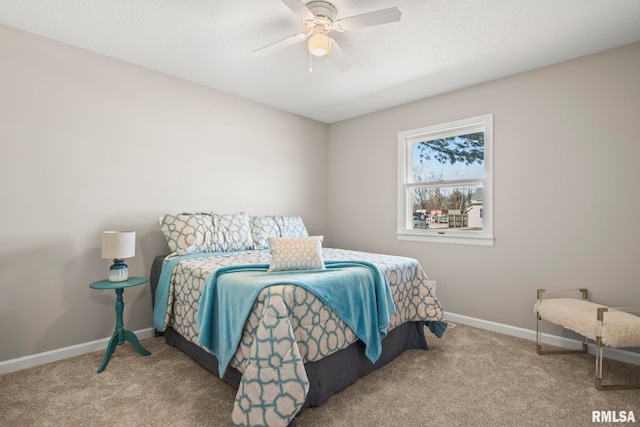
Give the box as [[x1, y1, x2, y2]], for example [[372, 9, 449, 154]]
[[101, 231, 136, 259], [308, 34, 331, 57]]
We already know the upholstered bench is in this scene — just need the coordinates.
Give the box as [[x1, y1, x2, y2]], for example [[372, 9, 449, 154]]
[[534, 288, 640, 390]]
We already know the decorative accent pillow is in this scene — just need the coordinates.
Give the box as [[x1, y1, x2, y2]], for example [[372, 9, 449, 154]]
[[213, 212, 254, 252], [159, 213, 215, 255], [250, 215, 282, 250], [267, 236, 325, 272], [280, 216, 309, 238]]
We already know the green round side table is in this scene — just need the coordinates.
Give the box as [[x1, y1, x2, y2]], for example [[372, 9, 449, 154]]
[[90, 276, 151, 373]]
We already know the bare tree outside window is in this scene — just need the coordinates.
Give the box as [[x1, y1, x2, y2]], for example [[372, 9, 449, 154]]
[[398, 114, 493, 246]]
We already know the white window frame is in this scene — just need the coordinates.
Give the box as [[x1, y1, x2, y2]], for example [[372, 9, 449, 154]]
[[397, 114, 494, 246]]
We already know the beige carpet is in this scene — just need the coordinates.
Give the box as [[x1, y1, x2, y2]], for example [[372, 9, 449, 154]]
[[1, 324, 639, 426]]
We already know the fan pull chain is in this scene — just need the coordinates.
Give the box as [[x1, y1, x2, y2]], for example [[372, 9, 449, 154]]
[[309, 51, 313, 73]]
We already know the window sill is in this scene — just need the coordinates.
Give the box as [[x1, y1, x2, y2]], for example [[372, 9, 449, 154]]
[[397, 230, 494, 247]]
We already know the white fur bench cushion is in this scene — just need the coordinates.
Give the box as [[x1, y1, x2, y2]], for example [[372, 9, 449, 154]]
[[535, 298, 640, 348]]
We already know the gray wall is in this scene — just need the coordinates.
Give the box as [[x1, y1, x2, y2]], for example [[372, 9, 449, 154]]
[[328, 42, 640, 335], [2, 23, 639, 363], [0, 25, 329, 361]]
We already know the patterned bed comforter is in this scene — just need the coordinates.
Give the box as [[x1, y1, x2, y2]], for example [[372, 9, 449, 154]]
[[154, 248, 446, 426]]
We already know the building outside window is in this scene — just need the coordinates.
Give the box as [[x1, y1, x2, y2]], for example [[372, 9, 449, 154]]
[[397, 114, 494, 246]]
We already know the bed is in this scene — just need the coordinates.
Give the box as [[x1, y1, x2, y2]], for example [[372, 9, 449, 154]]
[[151, 213, 447, 426]]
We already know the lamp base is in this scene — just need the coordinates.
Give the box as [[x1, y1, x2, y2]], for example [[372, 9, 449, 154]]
[[109, 259, 129, 282]]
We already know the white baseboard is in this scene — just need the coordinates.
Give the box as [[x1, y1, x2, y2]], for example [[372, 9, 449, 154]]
[[3, 314, 639, 375], [444, 312, 640, 366], [0, 328, 156, 375]]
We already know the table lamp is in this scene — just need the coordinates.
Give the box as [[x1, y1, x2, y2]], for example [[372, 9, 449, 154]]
[[102, 231, 136, 282]]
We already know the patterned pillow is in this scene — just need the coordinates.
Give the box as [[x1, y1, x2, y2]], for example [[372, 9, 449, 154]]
[[267, 236, 325, 272], [250, 215, 282, 250], [280, 216, 309, 238], [159, 213, 215, 255], [213, 212, 254, 252]]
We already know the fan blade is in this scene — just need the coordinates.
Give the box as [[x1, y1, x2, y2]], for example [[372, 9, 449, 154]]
[[334, 7, 401, 31], [253, 33, 307, 57], [328, 38, 352, 72], [280, 0, 315, 20]]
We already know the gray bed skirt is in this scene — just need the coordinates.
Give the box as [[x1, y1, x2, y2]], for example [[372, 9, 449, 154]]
[[150, 255, 429, 422]]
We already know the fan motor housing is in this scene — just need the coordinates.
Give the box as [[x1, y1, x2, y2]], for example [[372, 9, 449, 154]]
[[306, 1, 337, 23]]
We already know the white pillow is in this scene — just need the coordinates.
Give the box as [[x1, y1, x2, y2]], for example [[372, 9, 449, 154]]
[[267, 236, 325, 272], [159, 213, 215, 255], [249, 215, 282, 249], [212, 212, 254, 252], [280, 216, 309, 238]]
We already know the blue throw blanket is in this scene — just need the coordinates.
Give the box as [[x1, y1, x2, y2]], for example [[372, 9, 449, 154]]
[[198, 261, 396, 376], [153, 252, 211, 333], [152, 254, 396, 377]]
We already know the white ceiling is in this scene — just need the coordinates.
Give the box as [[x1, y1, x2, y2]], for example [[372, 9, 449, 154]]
[[2, 0, 640, 123]]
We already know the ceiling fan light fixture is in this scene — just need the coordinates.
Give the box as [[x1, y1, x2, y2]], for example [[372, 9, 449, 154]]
[[308, 34, 331, 56]]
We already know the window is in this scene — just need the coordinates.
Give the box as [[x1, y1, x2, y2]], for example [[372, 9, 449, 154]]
[[397, 114, 493, 246]]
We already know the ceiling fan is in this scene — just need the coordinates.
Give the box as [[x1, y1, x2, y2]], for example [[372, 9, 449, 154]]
[[253, 0, 401, 72]]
